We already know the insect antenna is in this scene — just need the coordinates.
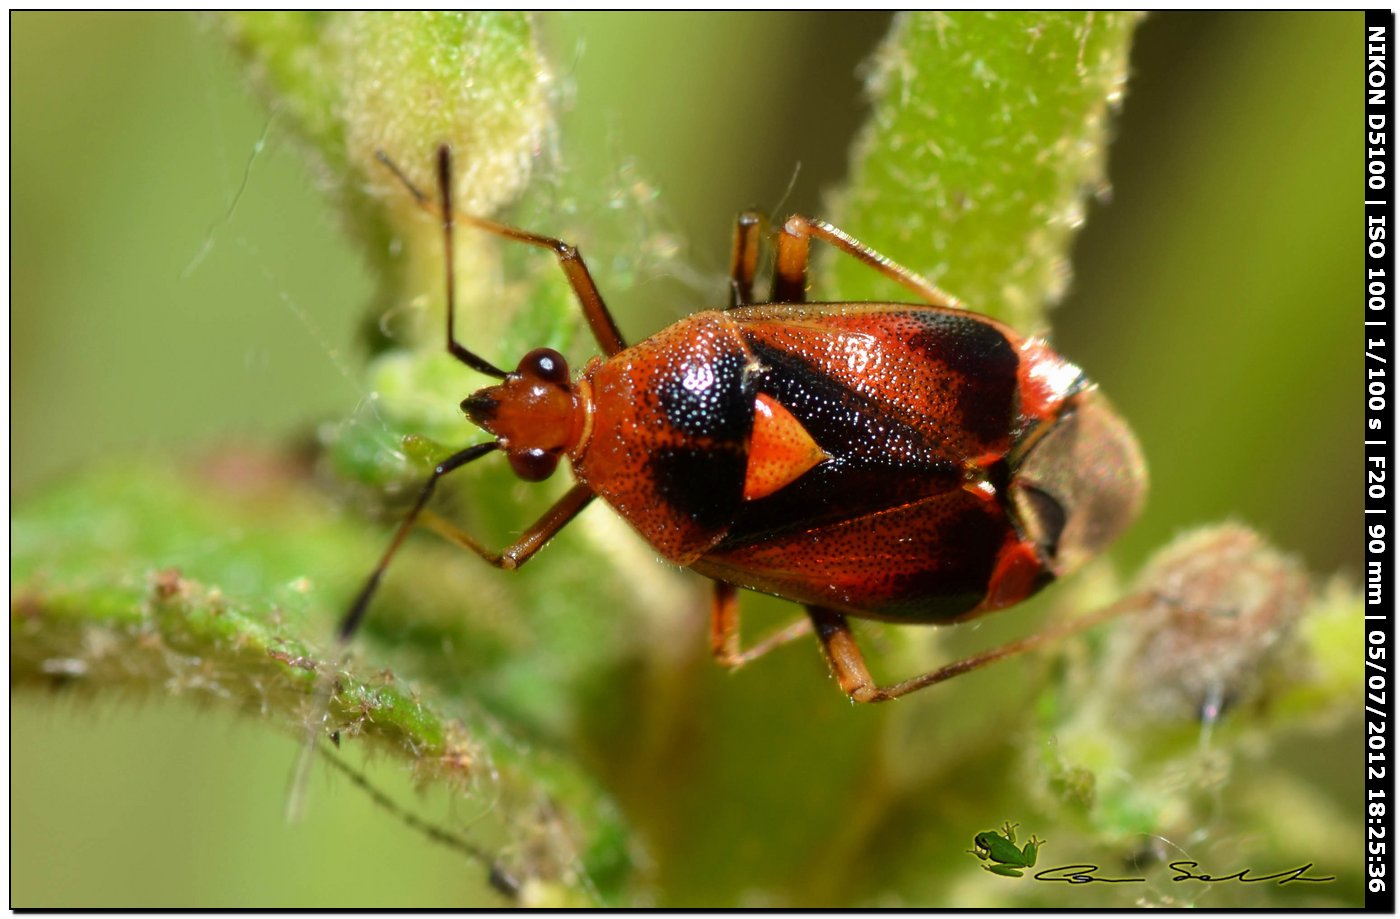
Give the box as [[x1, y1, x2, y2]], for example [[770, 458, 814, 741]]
[[374, 146, 509, 379], [337, 146, 524, 642], [338, 440, 498, 642]]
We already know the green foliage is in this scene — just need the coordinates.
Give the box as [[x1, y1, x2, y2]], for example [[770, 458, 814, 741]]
[[11, 460, 632, 905], [224, 11, 563, 387], [826, 12, 1139, 333]]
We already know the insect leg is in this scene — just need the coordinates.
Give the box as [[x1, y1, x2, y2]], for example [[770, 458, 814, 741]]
[[777, 215, 962, 309], [378, 145, 629, 360], [442, 145, 627, 356], [728, 211, 767, 308], [709, 581, 812, 668], [452, 213, 628, 357], [769, 215, 811, 304], [809, 596, 1143, 702], [416, 482, 595, 570], [806, 606, 890, 702]]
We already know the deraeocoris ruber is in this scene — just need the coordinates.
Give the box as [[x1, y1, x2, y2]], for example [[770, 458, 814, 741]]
[[342, 145, 1147, 703]]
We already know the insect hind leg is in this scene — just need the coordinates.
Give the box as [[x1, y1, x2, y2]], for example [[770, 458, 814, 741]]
[[806, 596, 1142, 703]]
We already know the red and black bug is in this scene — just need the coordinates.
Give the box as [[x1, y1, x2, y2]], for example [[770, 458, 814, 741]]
[[341, 145, 1147, 703]]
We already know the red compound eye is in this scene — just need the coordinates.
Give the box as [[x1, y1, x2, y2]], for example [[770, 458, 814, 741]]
[[508, 447, 559, 482], [520, 348, 570, 386]]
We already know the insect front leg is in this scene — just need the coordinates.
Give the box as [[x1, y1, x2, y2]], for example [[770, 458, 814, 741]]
[[451, 214, 627, 357], [776, 215, 962, 309], [709, 581, 812, 669], [417, 482, 595, 570], [338, 467, 594, 641], [377, 145, 629, 359]]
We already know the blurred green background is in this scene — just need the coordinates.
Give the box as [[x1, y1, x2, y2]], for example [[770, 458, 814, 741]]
[[13, 12, 1359, 907]]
